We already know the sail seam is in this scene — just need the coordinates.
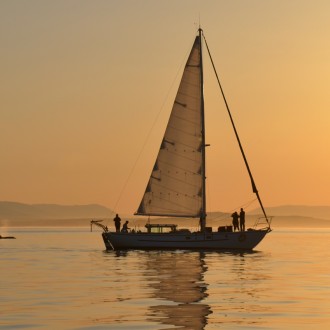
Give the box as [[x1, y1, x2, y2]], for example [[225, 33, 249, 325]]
[[157, 159, 201, 175], [161, 140, 201, 151], [160, 149, 201, 163], [170, 113, 200, 126], [150, 175, 201, 191], [167, 124, 202, 140]]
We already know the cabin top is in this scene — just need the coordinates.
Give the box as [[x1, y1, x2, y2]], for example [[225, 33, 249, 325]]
[[145, 224, 177, 233]]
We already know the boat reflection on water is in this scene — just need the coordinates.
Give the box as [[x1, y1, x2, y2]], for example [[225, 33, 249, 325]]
[[144, 251, 212, 329]]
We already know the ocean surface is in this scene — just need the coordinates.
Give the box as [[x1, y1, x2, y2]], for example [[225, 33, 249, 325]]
[[0, 227, 329, 330]]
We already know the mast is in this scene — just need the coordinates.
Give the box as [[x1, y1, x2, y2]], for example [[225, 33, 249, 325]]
[[199, 28, 207, 232]]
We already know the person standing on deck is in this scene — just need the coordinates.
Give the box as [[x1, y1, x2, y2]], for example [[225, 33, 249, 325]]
[[239, 208, 245, 232], [113, 214, 121, 232], [231, 212, 239, 231]]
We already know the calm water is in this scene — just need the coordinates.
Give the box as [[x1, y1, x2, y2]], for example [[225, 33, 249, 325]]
[[0, 227, 329, 329]]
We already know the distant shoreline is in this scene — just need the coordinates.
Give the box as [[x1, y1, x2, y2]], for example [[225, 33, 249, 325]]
[[1, 217, 330, 229], [2, 202, 330, 229]]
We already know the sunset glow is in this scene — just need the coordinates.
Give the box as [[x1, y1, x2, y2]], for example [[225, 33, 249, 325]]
[[1, 1, 330, 214]]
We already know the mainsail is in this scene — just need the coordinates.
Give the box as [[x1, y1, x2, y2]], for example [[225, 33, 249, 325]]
[[136, 36, 204, 218]]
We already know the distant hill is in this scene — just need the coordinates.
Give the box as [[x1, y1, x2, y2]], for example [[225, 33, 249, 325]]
[[1, 202, 330, 228], [0, 201, 112, 221], [250, 205, 330, 220], [265, 215, 330, 228]]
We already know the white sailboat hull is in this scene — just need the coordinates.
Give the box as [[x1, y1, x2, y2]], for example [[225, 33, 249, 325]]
[[102, 230, 269, 251]]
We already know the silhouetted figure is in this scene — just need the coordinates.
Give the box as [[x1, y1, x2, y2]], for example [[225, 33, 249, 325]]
[[199, 215, 203, 231], [113, 214, 121, 232], [239, 208, 245, 232], [121, 220, 130, 233], [231, 212, 239, 231]]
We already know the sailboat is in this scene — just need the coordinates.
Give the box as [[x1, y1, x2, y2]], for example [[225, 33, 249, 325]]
[[94, 28, 271, 250]]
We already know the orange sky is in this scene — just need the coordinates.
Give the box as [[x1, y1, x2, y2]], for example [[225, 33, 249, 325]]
[[1, 0, 330, 215]]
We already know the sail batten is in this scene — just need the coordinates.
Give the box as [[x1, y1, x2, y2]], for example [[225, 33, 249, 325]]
[[136, 36, 203, 218]]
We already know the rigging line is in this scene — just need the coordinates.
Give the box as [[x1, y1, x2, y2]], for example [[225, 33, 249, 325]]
[[231, 198, 258, 215], [242, 197, 257, 209], [226, 198, 258, 218], [111, 43, 193, 214], [201, 31, 269, 225], [210, 198, 258, 223], [242, 198, 258, 210]]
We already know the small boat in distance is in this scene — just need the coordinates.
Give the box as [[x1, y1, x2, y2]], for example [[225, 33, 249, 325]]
[[0, 235, 16, 239], [93, 28, 271, 250]]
